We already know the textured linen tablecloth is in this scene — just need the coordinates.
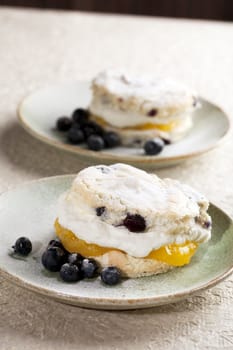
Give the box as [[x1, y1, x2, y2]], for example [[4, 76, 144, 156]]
[[0, 7, 233, 350]]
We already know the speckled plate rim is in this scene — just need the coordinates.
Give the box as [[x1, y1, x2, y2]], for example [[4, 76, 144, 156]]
[[17, 83, 231, 166], [1, 256, 233, 310], [0, 175, 233, 310]]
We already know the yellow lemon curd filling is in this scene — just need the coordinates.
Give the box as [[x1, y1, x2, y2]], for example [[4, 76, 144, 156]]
[[91, 115, 179, 132], [54, 219, 198, 267]]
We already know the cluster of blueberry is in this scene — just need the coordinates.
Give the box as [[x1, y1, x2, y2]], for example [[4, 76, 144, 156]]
[[12, 236, 121, 286], [56, 108, 121, 151], [56, 108, 168, 155]]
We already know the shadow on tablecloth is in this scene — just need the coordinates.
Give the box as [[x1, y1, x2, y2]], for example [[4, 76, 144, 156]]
[[0, 120, 89, 177]]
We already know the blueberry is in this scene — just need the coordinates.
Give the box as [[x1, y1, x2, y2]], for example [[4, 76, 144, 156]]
[[204, 221, 211, 229], [103, 132, 121, 148], [144, 138, 165, 156], [147, 109, 158, 117], [100, 266, 121, 286], [80, 258, 99, 278], [67, 127, 85, 144], [83, 122, 104, 138], [67, 253, 84, 267], [87, 135, 105, 151], [12, 237, 32, 256], [123, 214, 146, 232], [56, 117, 72, 131], [60, 263, 83, 282], [72, 108, 89, 125], [41, 246, 67, 272], [96, 206, 105, 216], [195, 216, 212, 229]]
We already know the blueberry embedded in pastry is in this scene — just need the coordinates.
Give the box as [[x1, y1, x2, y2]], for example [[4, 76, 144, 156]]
[[55, 164, 211, 278], [89, 70, 198, 147]]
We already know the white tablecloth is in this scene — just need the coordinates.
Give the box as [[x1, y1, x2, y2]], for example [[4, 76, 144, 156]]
[[0, 7, 233, 349]]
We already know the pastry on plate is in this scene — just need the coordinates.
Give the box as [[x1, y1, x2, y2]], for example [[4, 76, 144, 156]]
[[89, 70, 198, 147], [55, 164, 211, 278]]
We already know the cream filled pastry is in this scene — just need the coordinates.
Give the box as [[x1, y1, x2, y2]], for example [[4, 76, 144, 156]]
[[55, 164, 211, 277], [89, 70, 198, 146]]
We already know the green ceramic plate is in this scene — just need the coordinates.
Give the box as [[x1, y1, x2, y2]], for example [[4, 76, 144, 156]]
[[17, 81, 230, 169], [0, 175, 232, 310]]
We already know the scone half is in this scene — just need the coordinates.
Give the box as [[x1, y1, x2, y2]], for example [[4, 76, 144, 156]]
[[55, 164, 211, 278], [89, 71, 198, 146]]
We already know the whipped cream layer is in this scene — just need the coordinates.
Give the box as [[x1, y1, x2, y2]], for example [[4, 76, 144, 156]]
[[90, 102, 192, 128], [57, 164, 211, 258], [89, 70, 197, 128]]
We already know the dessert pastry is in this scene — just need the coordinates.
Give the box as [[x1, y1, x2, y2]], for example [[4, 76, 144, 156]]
[[55, 164, 211, 278], [89, 70, 198, 147]]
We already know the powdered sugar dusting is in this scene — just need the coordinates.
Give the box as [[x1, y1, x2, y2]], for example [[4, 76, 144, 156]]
[[92, 70, 196, 109]]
